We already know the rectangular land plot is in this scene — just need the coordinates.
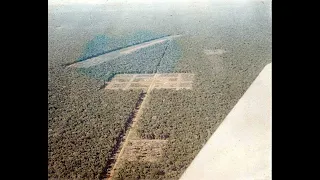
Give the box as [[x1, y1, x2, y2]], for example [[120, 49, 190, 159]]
[[180, 73, 195, 81], [120, 140, 167, 162], [179, 82, 193, 88], [154, 82, 178, 89], [129, 83, 151, 88], [112, 78, 131, 83], [132, 77, 154, 83], [111, 74, 133, 83], [168, 77, 178, 81], [105, 73, 194, 90], [126, 87, 149, 92], [107, 83, 127, 89]]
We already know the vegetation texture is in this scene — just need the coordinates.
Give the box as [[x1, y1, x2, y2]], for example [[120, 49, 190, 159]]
[[48, 69, 141, 179], [48, 31, 183, 179], [77, 39, 182, 81], [112, 36, 271, 179], [49, 22, 271, 179]]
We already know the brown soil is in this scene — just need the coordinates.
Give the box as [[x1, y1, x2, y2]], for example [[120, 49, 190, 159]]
[[105, 73, 194, 90]]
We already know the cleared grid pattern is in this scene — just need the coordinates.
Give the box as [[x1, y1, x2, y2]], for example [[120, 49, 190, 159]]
[[105, 73, 194, 91], [119, 140, 168, 163]]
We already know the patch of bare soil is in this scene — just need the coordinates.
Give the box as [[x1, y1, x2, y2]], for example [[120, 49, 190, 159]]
[[120, 140, 167, 162], [105, 73, 194, 90]]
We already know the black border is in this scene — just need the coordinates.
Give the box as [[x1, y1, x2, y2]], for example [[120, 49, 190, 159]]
[[8, 0, 48, 178], [272, 0, 315, 178]]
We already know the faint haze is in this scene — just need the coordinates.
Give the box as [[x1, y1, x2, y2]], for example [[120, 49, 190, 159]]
[[48, 0, 263, 5], [48, 0, 107, 5]]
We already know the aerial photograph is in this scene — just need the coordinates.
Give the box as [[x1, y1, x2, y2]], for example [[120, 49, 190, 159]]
[[48, 0, 271, 179]]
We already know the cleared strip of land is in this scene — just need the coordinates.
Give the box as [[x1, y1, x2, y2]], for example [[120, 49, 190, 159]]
[[68, 35, 181, 68]]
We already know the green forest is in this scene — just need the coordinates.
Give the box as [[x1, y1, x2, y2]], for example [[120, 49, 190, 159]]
[[48, 31, 271, 179], [48, 62, 143, 179], [111, 37, 271, 179]]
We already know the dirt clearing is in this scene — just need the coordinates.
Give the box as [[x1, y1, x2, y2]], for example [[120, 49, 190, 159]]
[[105, 73, 194, 90]]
